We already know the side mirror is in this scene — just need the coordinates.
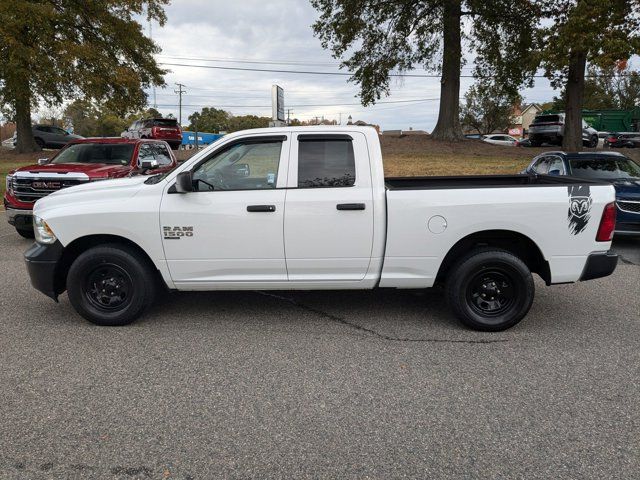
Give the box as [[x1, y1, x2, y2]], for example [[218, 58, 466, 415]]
[[175, 171, 193, 193], [37, 158, 50, 165], [548, 169, 561, 176], [140, 159, 159, 170]]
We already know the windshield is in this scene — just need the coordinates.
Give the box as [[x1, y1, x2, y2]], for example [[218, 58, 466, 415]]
[[569, 157, 640, 180], [52, 143, 134, 165]]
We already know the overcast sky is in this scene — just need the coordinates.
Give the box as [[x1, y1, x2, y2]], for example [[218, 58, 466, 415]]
[[148, 0, 558, 131]]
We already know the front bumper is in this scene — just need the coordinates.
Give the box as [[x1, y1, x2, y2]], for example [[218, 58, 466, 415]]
[[5, 206, 33, 228], [24, 241, 65, 301], [579, 251, 618, 281]]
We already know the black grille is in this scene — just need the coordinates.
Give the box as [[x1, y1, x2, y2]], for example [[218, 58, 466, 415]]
[[617, 200, 640, 214], [12, 177, 86, 203]]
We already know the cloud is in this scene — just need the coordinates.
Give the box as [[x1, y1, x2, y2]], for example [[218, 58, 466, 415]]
[[148, 0, 557, 131]]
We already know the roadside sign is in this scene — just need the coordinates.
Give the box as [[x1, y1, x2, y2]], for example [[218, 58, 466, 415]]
[[272, 85, 285, 122]]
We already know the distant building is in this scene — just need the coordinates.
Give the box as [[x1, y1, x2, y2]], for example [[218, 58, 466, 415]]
[[510, 103, 542, 138], [0, 122, 16, 143], [381, 128, 428, 136]]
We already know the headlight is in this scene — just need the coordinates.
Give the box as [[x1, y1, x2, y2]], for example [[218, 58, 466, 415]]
[[33, 215, 57, 244], [5, 175, 13, 195]]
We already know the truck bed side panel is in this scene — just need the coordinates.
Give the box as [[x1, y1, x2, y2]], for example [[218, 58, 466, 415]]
[[380, 183, 615, 288]]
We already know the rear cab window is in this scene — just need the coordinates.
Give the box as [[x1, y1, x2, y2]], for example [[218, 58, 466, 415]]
[[153, 119, 179, 128], [296, 135, 356, 188], [533, 115, 561, 124]]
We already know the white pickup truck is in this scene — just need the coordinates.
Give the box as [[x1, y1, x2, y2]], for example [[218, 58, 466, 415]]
[[24, 126, 619, 331]]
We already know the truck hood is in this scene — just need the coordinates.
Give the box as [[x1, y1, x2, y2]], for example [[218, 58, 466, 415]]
[[13, 162, 131, 179], [34, 176, 150, 214], [611, 178, 640, 199]]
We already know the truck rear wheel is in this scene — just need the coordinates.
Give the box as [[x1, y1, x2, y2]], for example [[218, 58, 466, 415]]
[[445, 249, 534, 331], [67, 244, 156, 326]]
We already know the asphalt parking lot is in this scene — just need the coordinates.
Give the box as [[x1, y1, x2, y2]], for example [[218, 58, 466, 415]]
[[0, 221, 638, 479]]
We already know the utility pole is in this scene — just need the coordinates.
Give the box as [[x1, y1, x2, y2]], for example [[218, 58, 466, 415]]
[[149, 20, 157, 108], [174, 83, 186, 126], [287, 109, 292, 125]]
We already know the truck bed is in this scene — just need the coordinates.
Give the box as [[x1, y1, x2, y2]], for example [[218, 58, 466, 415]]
[[385, 174, 607, 190]]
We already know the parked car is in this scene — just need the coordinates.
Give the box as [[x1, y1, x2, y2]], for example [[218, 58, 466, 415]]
[[482, 134, 519, 146], [523, 151, 640, 235], [604, 132, 640, 149], [517, 138, 533, 147], [25, 127, 618, 331], [13, 124, 83, 149], [122, 117, 182, 150], [528, 113, 599, 148], [4, 138, 177, 238]]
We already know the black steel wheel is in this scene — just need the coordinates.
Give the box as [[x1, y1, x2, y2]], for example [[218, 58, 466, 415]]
[[446, 248, 534, 331], [67, 244, 157, 326], [84, 263, 134, 312]]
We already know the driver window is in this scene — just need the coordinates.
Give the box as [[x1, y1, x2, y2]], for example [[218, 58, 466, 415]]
[[532, 157, 549, 174], [546, 156, 565, 175], [192, 140, 282, 191], [138, 143, 173, 166]]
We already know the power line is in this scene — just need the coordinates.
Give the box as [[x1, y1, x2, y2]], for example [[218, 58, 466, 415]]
[[159, 62, 637, 79], [156, 54, 478, 71], [151, 98, 438, 108], [159, 62, 450, 78], [158, 54, 341, 67]]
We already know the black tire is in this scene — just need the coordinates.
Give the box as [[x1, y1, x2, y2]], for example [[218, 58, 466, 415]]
[[67, 244, 157, 326], [529, 138, 542, 147], [34, 137, 45, 149], [16, 227, 35, 239], [445, 248, 535, 332], [587, 135, 598, 148]]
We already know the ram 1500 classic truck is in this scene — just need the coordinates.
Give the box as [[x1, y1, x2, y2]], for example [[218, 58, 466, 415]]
[[24, 127, 619, 331]]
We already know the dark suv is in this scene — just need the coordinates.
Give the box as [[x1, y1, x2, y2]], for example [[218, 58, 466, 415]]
[[13, 124, 83, 149], [528, 113, 599, 148], [122, 118, 182, 150]]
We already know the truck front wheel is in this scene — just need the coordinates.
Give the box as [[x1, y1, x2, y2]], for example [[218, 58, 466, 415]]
[[445, 249, 534, 331], [67, 244, 157, 326]]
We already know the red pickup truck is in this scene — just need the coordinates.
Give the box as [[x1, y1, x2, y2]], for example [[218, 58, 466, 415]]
[[4, 138, 177, 238]]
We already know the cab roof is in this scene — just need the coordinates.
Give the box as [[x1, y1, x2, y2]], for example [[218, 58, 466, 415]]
[[67, 137, 167, 145]]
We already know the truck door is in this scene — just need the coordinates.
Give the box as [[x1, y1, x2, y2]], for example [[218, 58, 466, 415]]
[[284, 132, 374, 281], [160, 134, 290, 285]]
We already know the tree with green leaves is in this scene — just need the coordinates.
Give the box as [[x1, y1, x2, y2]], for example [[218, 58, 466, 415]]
[[0, 0, 168, 152], [63, 100, 163, 137], [188, 108, 270, 133], [311, 0, 537, 141], [536, 0, 640, 150], [460, 83, 520, 135], [548, 63, 640, 111]]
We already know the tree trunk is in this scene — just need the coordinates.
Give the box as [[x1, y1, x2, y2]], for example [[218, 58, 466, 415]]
[[431, 0, 463, 141], [14, 87, 39, 153], [562, 50, 587, 151]]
